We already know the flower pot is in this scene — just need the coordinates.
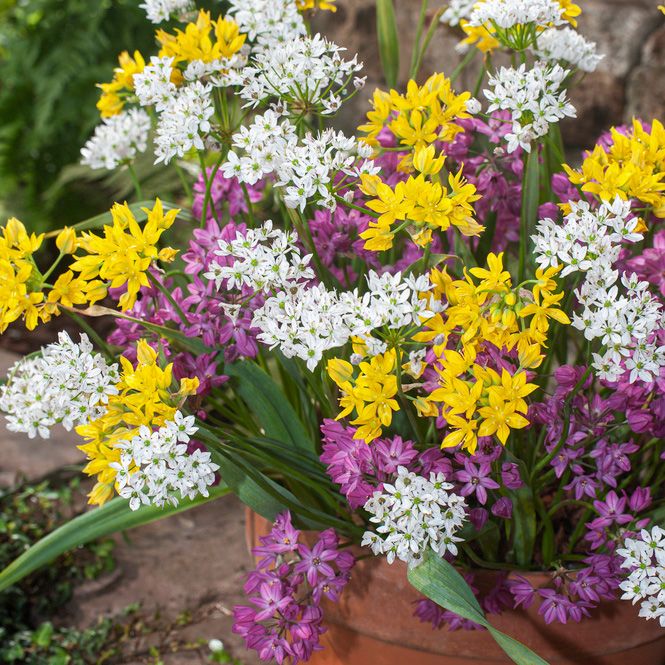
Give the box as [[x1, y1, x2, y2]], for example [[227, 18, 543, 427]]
[[245, 510, 665, 664]]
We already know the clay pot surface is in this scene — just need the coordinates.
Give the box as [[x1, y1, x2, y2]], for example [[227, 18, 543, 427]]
[[246, 510, 665, 664]]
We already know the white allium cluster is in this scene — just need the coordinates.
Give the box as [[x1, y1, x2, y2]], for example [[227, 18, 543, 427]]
[[112, 411, 219, 511], [139, 0, 193, 24], [233, 34, 363, 114], [222, 110, 376, 210], [154, 81, 214, 164], [468, 0, 565, 29], [80, 109, 151, 170], [205, 220, 315, 292], [483, 61, 576, 153], [226, 0, 306, 50], [535, 27, 604, 73], [361, 466, 467, 569], [134, 56, 177, 111], [617, 526, 665, 627], [0, 332, 119, 439], [440, 0, 476, 26], [533, 197, 665, 383], [205, 222, 441, 370]]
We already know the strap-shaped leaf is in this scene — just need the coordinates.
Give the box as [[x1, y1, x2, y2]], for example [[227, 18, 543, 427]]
[[408, 551, 549, 665], [376, 0, 400, 88], [227, 360, 315, 454], [0, 483, 229, 593]]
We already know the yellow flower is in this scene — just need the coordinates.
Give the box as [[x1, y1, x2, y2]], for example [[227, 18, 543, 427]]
[[459, 21, 500, 53], [96, 50, 145, 118], [519, 290, 571, 334], [413, 145, 445, 176], [557, 0, 582, 26], [477, 391, 529, 444], [365, 181, 407, 226], [77, 340, 199, 505], [70, 199, 179, 311], [47, 271, 97, 309], [296, 0, 337, 11], [157, 10, 246, 65], [55, 227, 78, 254], [469, 252, 511, 298]]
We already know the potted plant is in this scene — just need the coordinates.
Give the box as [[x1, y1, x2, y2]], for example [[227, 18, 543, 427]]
[[1, 1, 664, 663]]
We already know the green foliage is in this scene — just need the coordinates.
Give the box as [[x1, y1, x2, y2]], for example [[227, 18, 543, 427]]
[[0, 0, 156, 230]]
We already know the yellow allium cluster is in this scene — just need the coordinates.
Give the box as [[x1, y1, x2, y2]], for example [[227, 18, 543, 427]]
[[327, 350, 399, 443], [359, 153, 483, 251], [358, 74, 473, 150], [0, 218, 52, 332], [296, 0, 337, 11], [70, 199, 179, 311], [97, 51, 146, 118], [418, 254, 570, 451], [564, 119, 665, 217], [77, 340, 200, 505], [157, 10, 246, 65]]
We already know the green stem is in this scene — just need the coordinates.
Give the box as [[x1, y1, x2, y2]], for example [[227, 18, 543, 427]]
[[126, 163, 143, 201], [64, 309, 115, 364], [411, 8, 444, 82], [409, 0, 429, 80], [147, 271, 190, 327]]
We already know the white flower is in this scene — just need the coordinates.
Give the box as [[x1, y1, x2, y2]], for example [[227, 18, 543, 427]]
[[112, 411, 218, 510], [227, 0, 306, 49], [237, 33, 362, 114], [362, 467, 467, 569], [618, 527, 665, 627], [0, 332, 119, 439], [154, 81, 215, 164], [80, 109, 151, 170], [134, 56, 177, 111], [469, 0, 565, 30], [534, 27, 604, 73], [533, 197, 665, 384], [139, 0, 193, 24], [440, 0, 477, 26], [483, 61, 576, 153]]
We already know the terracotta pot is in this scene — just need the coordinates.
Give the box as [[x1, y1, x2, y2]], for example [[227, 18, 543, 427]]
[[246, 510, 665, 665]]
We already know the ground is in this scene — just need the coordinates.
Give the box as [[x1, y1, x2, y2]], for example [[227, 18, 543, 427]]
[[0, 348, 260, 665]]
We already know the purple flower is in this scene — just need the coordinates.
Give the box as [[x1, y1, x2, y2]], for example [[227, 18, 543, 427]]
[[501, 462, 524, 489], [538, 589, 572, 624], [491, 497, 513, 519], [455, 461, 500, 505], [373, 435, 419, 474], [589, 490, 633, 529], [295, 533, 339, 586], [508, 576, 536, 609]]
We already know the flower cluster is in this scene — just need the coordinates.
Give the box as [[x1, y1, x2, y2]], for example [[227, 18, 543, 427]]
[[234, 511, 354, 664], [0, 332, 119, 439], [483, 61, 576, 153], [533, 197, 665, 383], [235, 33, 363, 115], [362, 466, 467, 569], [112, 411, 218, 510], [140, 0, 193, 24], [617, 527, 665, 626], [535, 27, 603, 73], [223, 110, 375, 211], [227, 0, 306, 50], [80, 108, 151, 170]]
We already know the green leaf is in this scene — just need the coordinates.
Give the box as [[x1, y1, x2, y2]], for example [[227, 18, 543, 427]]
[[512, 484, 536, 567], [408, 551, 549, 665], [226, 360, 315, 454], [376, 0, 400, 88], [518, 149, 541, 283], [0, 483, 229, 593]]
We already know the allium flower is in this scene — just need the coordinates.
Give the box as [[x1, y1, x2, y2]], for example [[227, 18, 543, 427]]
[[617, 526, 665, 627], [234, 33, 363, 114], [362, 466, 467, 569], [227, 0, 306, 49], [469, 0, 566, 31], [534, 27, 603, 73], [140, 0, 193, 24], [233, 511, 353, 664], [440, 0, 476, 26], [483, 61, 576, 152], [111, 411, 219, 510], [154, 81, 215, 164], [0, 332, 119, 439], [80, 108, 151, 170]]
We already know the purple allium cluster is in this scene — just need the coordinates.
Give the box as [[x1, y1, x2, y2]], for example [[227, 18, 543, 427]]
[[233, 511, 354, 664]]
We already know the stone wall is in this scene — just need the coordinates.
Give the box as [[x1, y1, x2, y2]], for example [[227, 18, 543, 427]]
[[313, 0, 665, 147]]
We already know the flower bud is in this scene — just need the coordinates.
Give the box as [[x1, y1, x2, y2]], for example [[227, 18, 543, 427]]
[[56, 227, 77, 254]]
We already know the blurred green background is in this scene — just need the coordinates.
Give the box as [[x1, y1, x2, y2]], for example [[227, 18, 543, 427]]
[[0, 0, 159, 232]]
